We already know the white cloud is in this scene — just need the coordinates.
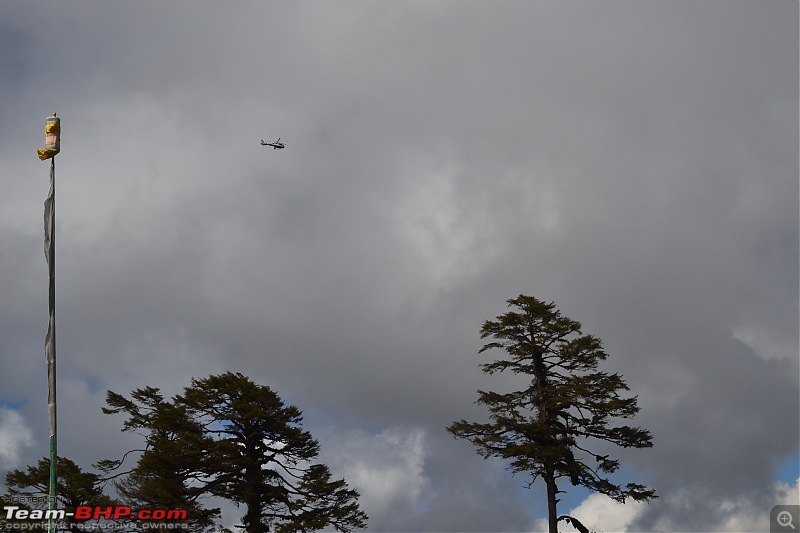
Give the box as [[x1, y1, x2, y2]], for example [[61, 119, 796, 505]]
[[557, 478, 800, 533], [732, 325, 799, 362], [0, 408, 34, 472], [317, 426, 428, 526], [713, 478, 800, 533], [561, 494, 646, 533]]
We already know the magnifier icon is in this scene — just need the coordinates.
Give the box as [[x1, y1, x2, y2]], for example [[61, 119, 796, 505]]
[[778, 511, 796, 530]]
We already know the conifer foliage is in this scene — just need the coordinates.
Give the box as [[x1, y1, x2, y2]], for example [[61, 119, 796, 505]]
[[448, 295, 655, 533], [99, 386, 220, 532], [102, 372, 367, 533], [3, 456, 116, 531]]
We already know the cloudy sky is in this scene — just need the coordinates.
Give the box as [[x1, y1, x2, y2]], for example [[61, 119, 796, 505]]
[[1, 2, 797, 532]]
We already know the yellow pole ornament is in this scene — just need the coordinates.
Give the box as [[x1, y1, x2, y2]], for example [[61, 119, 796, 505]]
[[37, 113, 61, 161]]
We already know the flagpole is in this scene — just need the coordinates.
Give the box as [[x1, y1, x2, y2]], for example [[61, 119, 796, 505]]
[[47, 156, 58, 533], [39, 113, 60, 533], [47, 155, 57, 533]]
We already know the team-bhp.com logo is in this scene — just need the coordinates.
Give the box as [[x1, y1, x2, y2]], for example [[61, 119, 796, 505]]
[[3, 505, 188, 530]]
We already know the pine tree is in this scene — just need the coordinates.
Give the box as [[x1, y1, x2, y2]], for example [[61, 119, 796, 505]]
[[178, 373, 367, 533], [99, 387, 221, 532], [103, 373, 367, 533], [4, 456, 116, 531], [448, 295, 656, 533]]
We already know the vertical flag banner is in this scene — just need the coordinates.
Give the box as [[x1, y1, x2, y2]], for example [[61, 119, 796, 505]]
[[44, 157, 56, 462], [39, 112, 59, 533]]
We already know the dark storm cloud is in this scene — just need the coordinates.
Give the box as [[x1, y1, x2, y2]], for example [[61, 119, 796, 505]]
[[1, 2, 796, 531]]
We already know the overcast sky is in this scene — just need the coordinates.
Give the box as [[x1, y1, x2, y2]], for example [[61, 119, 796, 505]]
[[1, 2, 798, 532]]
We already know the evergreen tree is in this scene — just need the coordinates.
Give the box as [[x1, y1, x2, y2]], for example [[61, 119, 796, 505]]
[[99, 387, 221, 532], [4, 456, 116, 531], [178, 373, 367, 533], [103, 373, 367, 533], [448, 295, 656, 533]]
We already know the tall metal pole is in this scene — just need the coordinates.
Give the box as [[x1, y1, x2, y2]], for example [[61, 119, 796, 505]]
[[45, 155, 57, 533], [40, 113, 60, 533]]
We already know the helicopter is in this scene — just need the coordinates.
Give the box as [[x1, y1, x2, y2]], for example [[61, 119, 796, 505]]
[[261, 137, 285, 150]]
